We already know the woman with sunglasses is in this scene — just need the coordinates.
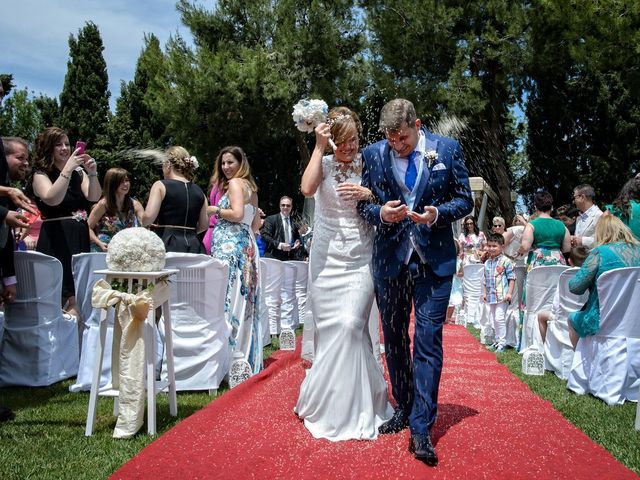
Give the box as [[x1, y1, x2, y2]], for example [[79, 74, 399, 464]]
[[458, 215, 486, 265]]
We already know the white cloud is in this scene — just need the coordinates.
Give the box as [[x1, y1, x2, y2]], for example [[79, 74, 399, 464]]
[[0, 0, 192, 107]]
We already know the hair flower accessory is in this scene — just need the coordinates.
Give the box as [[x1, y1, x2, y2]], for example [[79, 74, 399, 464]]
[[292, 98, 337, 150], [425, 150, 439, 168], [71, 209, 88, 222], [186, 156, 199, 170]]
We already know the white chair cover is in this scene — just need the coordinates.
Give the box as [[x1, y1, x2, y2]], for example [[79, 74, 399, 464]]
[[69, 252, 113, 392], [258, 259, 271, 347], [520, 265, 568, 352], [289, 261, 310, 325], [0, 310, 4, 346], [159, 253, 230, 391], [261, 258, 284, 335], [280, 262, 299, 329], [543, 268, 588, 379], [0, 251, 78, 386], [568, 267, 640, 405], [505, 265, 526, 347], [462, 264, 484, 326]]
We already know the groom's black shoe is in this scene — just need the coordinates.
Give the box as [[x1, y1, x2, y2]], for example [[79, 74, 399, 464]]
[[378, 409, 408, 434], [409, 433, 438, 466]]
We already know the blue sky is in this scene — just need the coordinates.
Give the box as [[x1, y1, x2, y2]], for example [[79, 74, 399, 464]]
[[1, 0, 193, 108]]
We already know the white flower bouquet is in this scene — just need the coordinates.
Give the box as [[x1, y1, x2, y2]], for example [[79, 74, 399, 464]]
[[106, 227, 166, 272], [292, 98, 337, 150]]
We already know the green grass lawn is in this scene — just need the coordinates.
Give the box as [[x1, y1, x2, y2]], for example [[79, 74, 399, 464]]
[[0, 335, 283, 480], [467, 325, 640, 475], [1, 328, 639, 478]]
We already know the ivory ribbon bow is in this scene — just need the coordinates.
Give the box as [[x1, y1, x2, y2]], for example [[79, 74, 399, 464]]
[[92, 279, 153, 439]]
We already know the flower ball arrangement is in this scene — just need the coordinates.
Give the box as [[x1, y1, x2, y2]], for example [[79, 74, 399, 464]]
[[106, 227, 166, 272]]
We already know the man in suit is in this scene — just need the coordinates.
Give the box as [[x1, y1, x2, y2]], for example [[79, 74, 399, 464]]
[[571, 184, 603, 249], [358, 99, 472, 466], [261, 196, 303, 261]]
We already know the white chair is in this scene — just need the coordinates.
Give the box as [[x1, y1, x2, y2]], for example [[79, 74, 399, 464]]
[[520, 265, 568, 352], [85, 268, 178, 436], [261, 258, 284, 335], [258, 259, 271, 348], [543, 268, 588, 379], [462, 264, 484, 327], [0, 310, 4, 346], [568, 267, 640, 405], [69, 252, 113, 392], [505, 265, 526, 347], [0, 251, 79, 386], [159, 253, 230, 393], [289, 261, 310, 326], [280, 262, 299, 329]]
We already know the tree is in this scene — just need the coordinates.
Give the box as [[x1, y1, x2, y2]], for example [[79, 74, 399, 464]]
[[145, 0, 367, 211], [0, 87, 48, 143], [524, 0, 640, 206], [59, 22, 110, 148], [362, 0, 527, 221]]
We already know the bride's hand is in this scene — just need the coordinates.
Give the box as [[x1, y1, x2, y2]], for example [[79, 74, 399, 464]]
[[314, 123, 331, 150], [336, 183, 373, 202]]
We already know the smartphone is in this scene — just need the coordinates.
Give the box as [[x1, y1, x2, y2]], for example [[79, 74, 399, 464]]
[[75, 140, 86, 155]]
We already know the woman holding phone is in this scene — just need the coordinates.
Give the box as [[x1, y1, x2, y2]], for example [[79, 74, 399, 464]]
[[29, 127, 101, 315]]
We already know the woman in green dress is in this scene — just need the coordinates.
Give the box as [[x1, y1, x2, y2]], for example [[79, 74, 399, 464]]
[[605, 177, 640, 240]]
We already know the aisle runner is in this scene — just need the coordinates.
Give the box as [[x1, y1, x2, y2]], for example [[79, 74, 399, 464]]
[[112, 325, 638, 479]]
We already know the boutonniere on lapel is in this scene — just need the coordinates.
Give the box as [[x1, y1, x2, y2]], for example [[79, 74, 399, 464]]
[[425, 150, 439, 169]]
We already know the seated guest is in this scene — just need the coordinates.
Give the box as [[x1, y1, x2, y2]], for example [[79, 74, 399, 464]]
[[88, 168, 144, 252], [605, 177, 640, 240], [537, 245, 588, 342], [571, 184, 603, 249], [503, 214, 527, 265], [567, 215, 640, 348]]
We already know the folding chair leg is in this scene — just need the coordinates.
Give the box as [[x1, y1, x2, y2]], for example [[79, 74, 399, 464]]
[[162, 300, 178, 417], [145, 315, 157, 435], [85, 312, 107, 436]]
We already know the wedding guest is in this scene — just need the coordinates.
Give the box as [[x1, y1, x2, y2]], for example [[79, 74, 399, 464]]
[[261, 196, 303, 261], [88, 168, 144, 252], [29, 127, 101, 316], [254, 208, 267, 257], [142, 146, 208, 253], [518, 191, 570, 271], [209, 146, 262, 374], [458, 215, 486, 265], [568, 215, 640, 347], [503, 214, 526, 265], [482, 233, 515, 352], [571, 184, 603, 249], [605, 177, 640, 240], [556, 204, 579, 235], [202, 178, 223, 255]]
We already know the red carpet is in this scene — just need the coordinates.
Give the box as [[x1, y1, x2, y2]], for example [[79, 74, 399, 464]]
[[112, 325, 638, 479]]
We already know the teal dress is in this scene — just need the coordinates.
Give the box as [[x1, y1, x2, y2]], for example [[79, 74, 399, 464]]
[[605, 201, 640, 240], [525, 216, 567, 272], [568, 242, 640, 337]]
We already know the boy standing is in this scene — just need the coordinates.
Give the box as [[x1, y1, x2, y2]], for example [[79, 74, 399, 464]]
[[482, 233, 516, 352]]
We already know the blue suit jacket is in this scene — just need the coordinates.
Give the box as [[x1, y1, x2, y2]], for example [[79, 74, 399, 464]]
[[358, 128, 473, 279]]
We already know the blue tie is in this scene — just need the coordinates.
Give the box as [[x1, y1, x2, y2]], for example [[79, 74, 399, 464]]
[[404, 151, 418, 191]]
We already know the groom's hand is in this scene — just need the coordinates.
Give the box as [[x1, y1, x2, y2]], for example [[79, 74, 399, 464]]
[[381, 200, 408, 223], [408, 206, 438, 225]]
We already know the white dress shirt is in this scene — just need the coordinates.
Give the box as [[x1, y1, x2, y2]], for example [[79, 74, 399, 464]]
[[575, 204, 603, 248]]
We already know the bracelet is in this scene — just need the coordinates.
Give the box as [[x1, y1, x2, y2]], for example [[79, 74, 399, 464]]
[[88, 172, 98, 177], [59, 172, 70, 180]]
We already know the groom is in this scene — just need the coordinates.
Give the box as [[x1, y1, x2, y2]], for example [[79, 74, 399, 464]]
[[358, 99, 472, 466]]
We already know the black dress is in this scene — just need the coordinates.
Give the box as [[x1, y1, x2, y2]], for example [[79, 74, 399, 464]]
[[151, 179, 206, 253], [34, 169, 90, 298]]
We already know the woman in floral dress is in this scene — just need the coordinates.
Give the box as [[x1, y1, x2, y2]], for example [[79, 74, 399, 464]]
[[458, 215, 486, 265], [209, 146, 262, 374], [88, 168, 144, 252]]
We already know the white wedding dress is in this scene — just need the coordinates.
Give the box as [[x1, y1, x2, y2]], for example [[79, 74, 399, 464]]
[[295, 154, 392, 441]]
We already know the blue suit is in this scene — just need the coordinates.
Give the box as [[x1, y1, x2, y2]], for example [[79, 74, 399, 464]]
[[358, 127, 472, 434]]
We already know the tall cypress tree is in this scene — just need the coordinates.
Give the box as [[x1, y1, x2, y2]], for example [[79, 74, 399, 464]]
[[59, 21, 110, 147]]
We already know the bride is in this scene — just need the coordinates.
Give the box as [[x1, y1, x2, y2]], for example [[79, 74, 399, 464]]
[[294, 106, 392, 441]]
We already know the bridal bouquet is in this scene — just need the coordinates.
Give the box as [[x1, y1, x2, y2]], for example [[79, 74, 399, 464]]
[[106, 227, 166, 272], [292, 99, 329, 133]]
